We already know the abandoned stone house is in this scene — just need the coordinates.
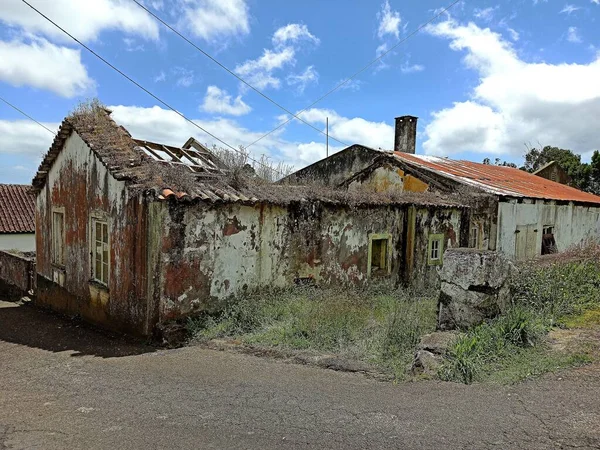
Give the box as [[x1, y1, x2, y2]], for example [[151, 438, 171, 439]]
[[29, 109, 469, 335], [0, 184, 35, 252], [283, 115, 600, 261]]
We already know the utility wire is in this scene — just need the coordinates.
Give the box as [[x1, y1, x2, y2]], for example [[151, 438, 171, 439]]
[[21, 0, 285, 177], [129, 0, 348, 148], [0, 96, 56, 135], [245, 0, 462, 148]]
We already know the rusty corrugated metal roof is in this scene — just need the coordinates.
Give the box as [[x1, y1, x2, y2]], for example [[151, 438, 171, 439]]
[[393, 153, 600, 204], [0, 184, 35, 233]]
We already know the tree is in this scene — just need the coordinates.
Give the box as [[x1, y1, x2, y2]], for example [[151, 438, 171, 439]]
[[482, 157, 517, 168], [522, 145, 592, 192]]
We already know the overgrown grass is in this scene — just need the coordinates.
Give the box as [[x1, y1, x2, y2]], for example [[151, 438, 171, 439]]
[[187, 284, 437, 379], [440, 248, 600, 384]]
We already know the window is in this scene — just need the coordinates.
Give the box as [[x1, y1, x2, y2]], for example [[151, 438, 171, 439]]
[[368, 233, 392, 276], [92, 219, 109, 285], [469, 226, 479, 249], [52, 210, 65, 266], [427, 234, 444, 266]]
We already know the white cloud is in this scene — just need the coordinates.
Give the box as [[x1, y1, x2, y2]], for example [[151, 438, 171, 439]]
[[567, 26, 582, 43], [0, 119, 57, 157], [0, 118, 58, 183], [400, 63, 425, 74], [286, 66, 319, 93], [473, 6, 498, 22], [374, 1, 403, 70], [0, 0, 159, 42], [507, 28, 520, 41], [592, 0, 600, 5], [560, 4, 581, 14], [200, 85, 251, 116], [123, 37, 145, 52], [0, 38, 94, 97], [298, 108, 394, 150], [178, 0, 250, 42], [423, 19, 600, 157], [107, 104, 395, 173], [377, 0, 401, 39], [272, 24, 320, 48], [235, 46, 296, 90], [154, 71, 166, 82], [337, 79, 363, 91], [172, 66, 195, 87]]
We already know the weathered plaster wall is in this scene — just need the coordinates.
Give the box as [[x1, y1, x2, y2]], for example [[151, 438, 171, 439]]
[[35, 132, 149, 334], [282, 145, 382, 187], [410, 207, 465, 290], [0, 250, 35, 299], [497, 200, 600, 259], [0, 234, 35, 252], [347, 165, 429, 194], [152, 201, 408, 323], [150, 199, 466, 324]]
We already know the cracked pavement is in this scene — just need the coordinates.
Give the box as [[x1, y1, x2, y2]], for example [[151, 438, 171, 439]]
[[1, 300, 599, 449]]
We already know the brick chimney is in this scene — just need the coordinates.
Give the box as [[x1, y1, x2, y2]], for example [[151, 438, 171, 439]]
[[394, 116, 418, 154]]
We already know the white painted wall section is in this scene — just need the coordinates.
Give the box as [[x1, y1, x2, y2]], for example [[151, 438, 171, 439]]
[[0, 234, 35, 252], [496, 200, 600, 259]]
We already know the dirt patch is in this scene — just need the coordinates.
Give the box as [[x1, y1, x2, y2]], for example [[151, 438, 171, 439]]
[[548, 326, 600, 358]]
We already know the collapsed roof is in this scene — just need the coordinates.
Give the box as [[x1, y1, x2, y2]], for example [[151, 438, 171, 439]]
[[31, 107, 467, 208]]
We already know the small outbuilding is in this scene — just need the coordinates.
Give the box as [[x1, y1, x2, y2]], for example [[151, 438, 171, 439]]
[[0, 184, 35, 252], [283, 115, 600, 261]]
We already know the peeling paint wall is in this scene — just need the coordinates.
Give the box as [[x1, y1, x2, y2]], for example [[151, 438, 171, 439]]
[[0, 250, 35, 299], [35, 131, 149, 334], [282, 145, 382, 186], [347, 165, 429, 194], [410, 207, 465, 290], [150, 199, 465, 324], [497, 200, 600, 260]]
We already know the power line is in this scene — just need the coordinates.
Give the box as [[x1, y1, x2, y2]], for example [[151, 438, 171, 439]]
[[0, 96, 56, 135], [245, 0, 462, 148], [129, 0, 348, 148], [20, 0, 285, 177]]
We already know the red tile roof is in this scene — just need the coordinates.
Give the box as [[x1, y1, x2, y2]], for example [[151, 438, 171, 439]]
[[0, 184, 35, 233], [393, 153, 600, 205]]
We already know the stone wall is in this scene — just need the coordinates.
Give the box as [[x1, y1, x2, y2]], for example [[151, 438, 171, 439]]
[[0, 250, 35, 300], [438, 249, 512, 330]]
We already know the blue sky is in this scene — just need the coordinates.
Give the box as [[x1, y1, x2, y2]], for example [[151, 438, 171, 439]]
[[1, 0, 600, 184]]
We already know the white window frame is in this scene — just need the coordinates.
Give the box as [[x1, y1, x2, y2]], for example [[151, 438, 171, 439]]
[[427, 234, 444, 266], [52, 207, 65, 267], [90, 216, 110, 286], [469, 225, 479, 249]]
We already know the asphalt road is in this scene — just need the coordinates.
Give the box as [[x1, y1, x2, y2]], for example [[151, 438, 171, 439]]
[[1, 300, 599, 449]]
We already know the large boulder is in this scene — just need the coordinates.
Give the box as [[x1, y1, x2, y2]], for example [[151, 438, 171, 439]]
[[410, 331, 462, 376], [437, 249, 512, 330]]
